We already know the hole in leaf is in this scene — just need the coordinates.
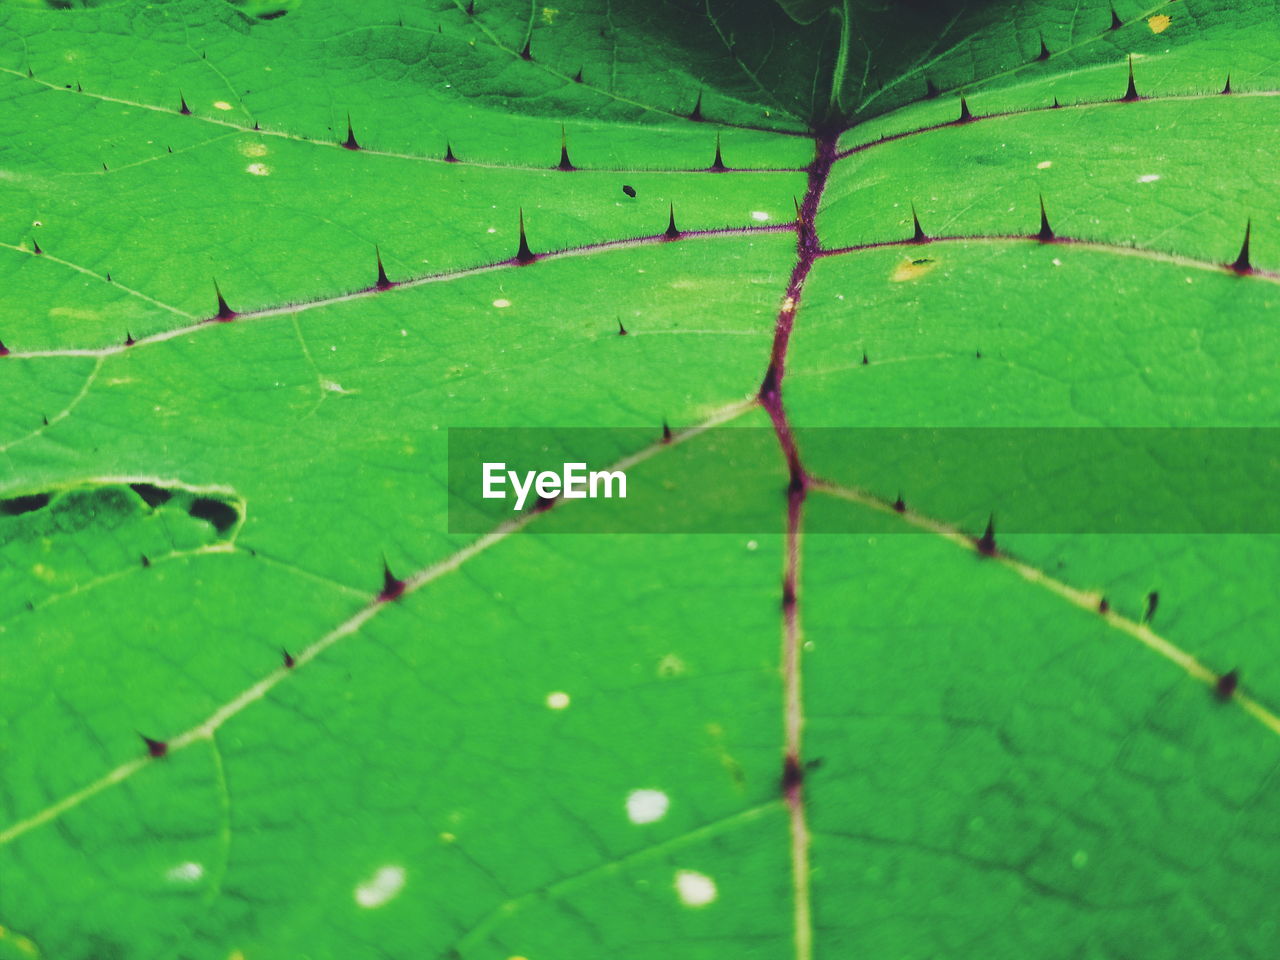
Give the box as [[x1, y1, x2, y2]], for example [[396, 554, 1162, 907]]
[[130, 483, 174, 508], [188, 497, 239, 534], [0, 493, 51, 516]]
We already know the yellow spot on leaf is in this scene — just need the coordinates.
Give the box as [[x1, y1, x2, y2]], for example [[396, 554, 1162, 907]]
[[891, 257, 938, 282], [227, 952, 247, 960], [540, 6, 558, 23], [1148, 14, 1171, 33]]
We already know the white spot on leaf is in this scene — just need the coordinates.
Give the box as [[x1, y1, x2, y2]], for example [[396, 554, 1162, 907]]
[[1036, 160, 1052, 169], [166, 861, 204, 883], [750, 211, 770, 221], [355, 865, 406, 908], [626, 789, 669, 824], [246, 163, 269, 176], [213, 101, 233, 111], [546, 691, 570, 710], [657, 654, 685, 678], [1137, 174, 1160, 183], [674, 869, 717, 907], [493, 299, 511, 308]]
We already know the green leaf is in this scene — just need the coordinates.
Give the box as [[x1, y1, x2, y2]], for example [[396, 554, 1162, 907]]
[[2, 1, 1278, 958], [772, 0, 839, 26]]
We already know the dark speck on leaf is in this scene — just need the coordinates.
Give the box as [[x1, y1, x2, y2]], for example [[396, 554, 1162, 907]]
[[622, 184, 636, 198]]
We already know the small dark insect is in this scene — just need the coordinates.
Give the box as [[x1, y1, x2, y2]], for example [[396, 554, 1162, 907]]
[[621, 184, 636, 198]]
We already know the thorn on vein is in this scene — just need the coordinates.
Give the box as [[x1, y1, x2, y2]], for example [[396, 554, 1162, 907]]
[[379, 561, 407, 602], [975, 516, 998, 557], [1216, 669, 1240, 700], [781, 754, 804, 793]]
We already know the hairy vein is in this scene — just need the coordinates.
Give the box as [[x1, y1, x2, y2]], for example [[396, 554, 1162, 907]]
[[837, 89, 1280, 162], [0, 241, 194, 319], [820, 232, 1279, 283], [0, 66, 802, 172], [3, 223, 792, 359], [854, 0, 1177, 115], [0, 396, 755, 848], [453, 801, 780, 952], [0, 356, 102, 454], [810, 479, 1280, 739], [755, 131, 840, 960]]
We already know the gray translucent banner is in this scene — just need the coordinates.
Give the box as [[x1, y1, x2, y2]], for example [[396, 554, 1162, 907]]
[[447, 428, 1279, 534]]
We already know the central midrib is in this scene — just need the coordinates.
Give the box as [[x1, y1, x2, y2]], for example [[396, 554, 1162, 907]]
[[756, 128, 840, 960]]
